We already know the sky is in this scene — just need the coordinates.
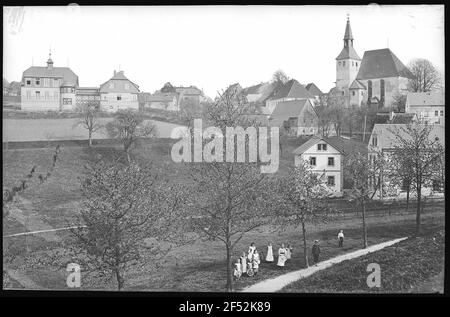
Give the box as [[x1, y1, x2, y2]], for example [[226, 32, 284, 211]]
[[3, 5, 445, 98]]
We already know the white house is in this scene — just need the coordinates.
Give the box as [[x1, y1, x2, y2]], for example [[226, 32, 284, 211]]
[[293, 136, 345, 197], [405, 92, 445, 125], [99, 70, 139, 112]]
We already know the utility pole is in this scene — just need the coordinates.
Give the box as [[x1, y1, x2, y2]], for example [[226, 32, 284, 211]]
[[362, 115, 367, 142]]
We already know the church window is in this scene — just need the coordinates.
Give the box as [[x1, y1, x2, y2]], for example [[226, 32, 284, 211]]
[[343, 61, 346, 66], [368, 80, 372, 101], [380, 79, 385, 105]]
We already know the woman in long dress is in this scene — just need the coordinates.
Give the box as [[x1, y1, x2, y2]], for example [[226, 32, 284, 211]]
[[248, 243, 256, 261], [241, 252, 247, 275], [266, 243, 274, 262], [277, 244, 287, 268], [252, 250, 261, 276]]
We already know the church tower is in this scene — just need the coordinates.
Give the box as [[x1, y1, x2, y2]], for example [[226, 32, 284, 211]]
[[335, 16, 361, 91]]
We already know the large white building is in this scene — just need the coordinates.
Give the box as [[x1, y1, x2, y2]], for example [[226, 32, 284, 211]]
[[293, 136, 345, 197], [405, 92, 445, 125], [99, 70, 140, 112]]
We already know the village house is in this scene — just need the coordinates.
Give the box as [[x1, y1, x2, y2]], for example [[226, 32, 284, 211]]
[[269, 99, 318, 136], [292, 136, 345, 197], [263, 79, 314, 114], [305, 83, 324, 105], [405, 92, 445, 125], [242, 82, 276, 112], [330, 17, 414, 109], [372, 111, 417, 125], [20, 54, 79, 111], [368, 123, 445, 199], [99, 70, 139, 112], [138, 92, 179, 111], [75, 87, 101, 109]]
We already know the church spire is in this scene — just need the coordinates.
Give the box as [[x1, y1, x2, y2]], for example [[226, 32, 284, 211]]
[[47, 49, 53, 70], [344, 15, 354, 47]]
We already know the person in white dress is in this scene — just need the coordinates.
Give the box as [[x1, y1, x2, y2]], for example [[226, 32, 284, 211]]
[[234, 258, 242, 280], [248, 243, 256, 261], [266, 243, 274, 262], [286, 244, 292, 261], [240, 252, 247, 275], [277, 243, 287, 268], [252, 250, 261, 275], [338, 230, 345, 247]]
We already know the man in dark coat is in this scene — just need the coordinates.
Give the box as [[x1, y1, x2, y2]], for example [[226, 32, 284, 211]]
[[312, 240, 321, 265]]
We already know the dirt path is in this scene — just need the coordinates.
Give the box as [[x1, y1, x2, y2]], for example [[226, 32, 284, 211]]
[[241, 237, 408, 293], [7, 197, 61, 243]]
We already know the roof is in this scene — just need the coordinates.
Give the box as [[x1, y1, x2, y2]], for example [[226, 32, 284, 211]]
[[244, 83, 264, 95], [390, 113, 416, 124], [22, 66, 79, 86], [99, 71, 139, 93], [76, 87, 100, 95], [270, 79, 314, 100], [336, 46, 361, 60], [305, 83, 323, 96], [406, 92, 445, 107], [175, 86, 202, 95], [344, 18, 353, 40], [292, 136, 367, 155], [269, 99, 311, 127], [356, 48, 414, 80], [349, 79, 366, 90], [370, 124, 445, 150]]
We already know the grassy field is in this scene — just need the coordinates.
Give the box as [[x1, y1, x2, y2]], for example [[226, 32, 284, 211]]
[[3, 139, 445, 292], [282, 220, 445, 293]]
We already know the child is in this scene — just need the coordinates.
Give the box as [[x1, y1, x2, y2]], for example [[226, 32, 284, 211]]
[[241, 252, 247, 275], [338, 230, 345, 247], [277, 243, 287, 269], [234, 258, 242, 280], [312, 240, 321, 265], [252, 250, 261, 276], [286, 244, 292, 261], [266, 243, 274, 262], [248, 242, 256, 261]]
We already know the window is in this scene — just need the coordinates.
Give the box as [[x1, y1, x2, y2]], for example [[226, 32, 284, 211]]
[[352, 91, 355, 96], [440, 110, 444, 116], [327, 176, 335, 186], [328, 157, 335, 166], [343, 61, 346, 66], [117, 95, 122, 101], [424, 111, 429, 117], [26, 79, 31, 86], [372, 136, 377, 147], [352, 61, 354, 66], [63, 98, 72, 105], [310, 157, 316, 166], [35, 91, 40, 99], [342, 91, 345, 96], [380, 79, 385, 106], [35, 78, 40, 86], [356, 62, 358, 67], [338, 62, 341, 66], [368, 80, 372, 101], [435, 111, 439, 117], [318, 143, 328, 151]]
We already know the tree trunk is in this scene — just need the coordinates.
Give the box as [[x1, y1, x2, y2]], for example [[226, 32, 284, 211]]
[[301, 221, 309, 268], [115, 268, 124, 291], [88, 129, 93, 147], [406, 185, 410, 213], [416, 185, 421, 235], [225, 242, 233, 292], [361, 199, 368, 248]]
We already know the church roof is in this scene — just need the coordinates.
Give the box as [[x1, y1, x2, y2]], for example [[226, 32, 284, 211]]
[[305, 83, 323, 96], [336, 46, 361, 60], [269, 79, 314, 100], [356, 48, 414, 80], [349, 79, 366, 90], [344, 17, 353, 40]]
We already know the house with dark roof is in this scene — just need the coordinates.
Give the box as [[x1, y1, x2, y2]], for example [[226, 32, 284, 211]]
[[405, 92, 445, 125], [305, 83, 324, 101], [268, 99, 318, 136], [292, 136, 346, 197], [264, 79, 314, 114], [99, 70, 140, 112], [20, 53, 79, 111], [138, 92, 178, 111], [331, 16, 414, 109]]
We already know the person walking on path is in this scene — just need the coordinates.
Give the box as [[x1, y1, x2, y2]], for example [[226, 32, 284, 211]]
[[312, 240, 321, 265], [266, 243, 274, 262], [338, 230, 345, 247], [277, 244, 287, 269]]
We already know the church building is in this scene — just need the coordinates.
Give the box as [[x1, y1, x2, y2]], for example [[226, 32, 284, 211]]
[[331, 17, 414, 109]]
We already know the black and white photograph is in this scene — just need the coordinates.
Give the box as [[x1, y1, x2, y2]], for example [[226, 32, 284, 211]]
[[2, 3, 446, 304]]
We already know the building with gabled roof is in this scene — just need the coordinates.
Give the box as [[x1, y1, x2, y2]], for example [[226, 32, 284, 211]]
[[264, 79, 314, 114], [99, 70, 140, 112], [20, 53, 80, 111], [405, 91, 445, 125], [331, 16, 414, 109], [268, 99, 318, 136], [305, 83, 323, 98]]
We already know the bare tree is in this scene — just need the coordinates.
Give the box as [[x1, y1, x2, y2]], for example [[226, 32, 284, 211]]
[[314, 105, 333, 137], [105, 109, 157, 164], [275, 161, 332, 267], [390, 92, 407, 113], [408, 58, 442, 92], [188, 89, 277, 292], [271, 69, 290, 90], [74, 103, 102, 147], [344, 151, 385, 248], [70, 160, 190, 290], [389, 123, 444, 234]]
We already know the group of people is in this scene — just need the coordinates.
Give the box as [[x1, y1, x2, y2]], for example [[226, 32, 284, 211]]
[[233, 230, 345, 280]]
